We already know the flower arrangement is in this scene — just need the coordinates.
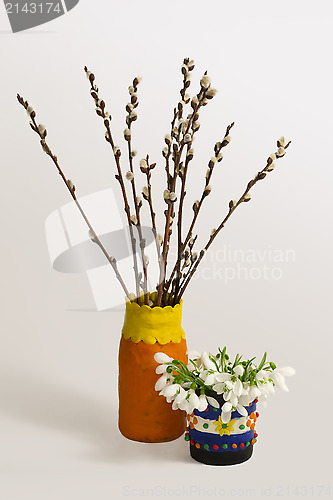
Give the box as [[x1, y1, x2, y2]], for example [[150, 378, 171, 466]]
[[154, 348, 295, 420], [17, 58, 291, 308]]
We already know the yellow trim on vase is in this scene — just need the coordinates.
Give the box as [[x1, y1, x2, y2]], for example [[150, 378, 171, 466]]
[[122, 292, 185, 345]]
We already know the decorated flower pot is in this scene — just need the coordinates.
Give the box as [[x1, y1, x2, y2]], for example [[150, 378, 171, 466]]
[[185, 391, 258, 465], [118, 293, 188, 442]]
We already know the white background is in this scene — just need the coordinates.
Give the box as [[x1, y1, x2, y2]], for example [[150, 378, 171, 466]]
[[0, 1, 332, 498]]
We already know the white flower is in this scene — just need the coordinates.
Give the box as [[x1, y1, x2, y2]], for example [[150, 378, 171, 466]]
[[222, 401, 232, 413], [125, 171, 134, 181], [201, 351, 216, 371], [154, 352, 173, 364], [154, 374, 168, 392], [188, 391, 200, 409], [155, 364, 167, 374], [197, 394, 208, 412], [234, 365, 244, 377], [206, 395, 220, 408], [161, 383, 180, 398], [200, 75, 211, 89]]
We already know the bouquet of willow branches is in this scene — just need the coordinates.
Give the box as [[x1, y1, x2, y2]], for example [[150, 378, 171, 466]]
[[17, 57, 290, 308]]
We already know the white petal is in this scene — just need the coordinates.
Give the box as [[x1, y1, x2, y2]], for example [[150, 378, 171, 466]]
[[206, 396, 220, 408], [189, 392, 200, 409], [204, 373, 216, 385], [273, 372, 287, 391], [236, 404, 248, 417], [154, 352, 172, 364], [234, 365, 244, 377], [221, 411, 231, 423], [172, 400, 179, 410], [224, 390, 231, 401], [174, 387, 186, 404], [238, 395, 251, 406], [233, 379, 243, 396], [197, 395, 208, 412], [184, 401, 195, 414], [222, 402, 232, 413], [250, 386, 261, 399], [230, 393, 238, 406], [279, 366, 296, 377], [154, 375, 168, 391], [212, 383, 224, 395], [186, 349, 201, 359], [161, 383, 179, 398], [155, 364, 167, 374], [201, 351, 216, 371], [215, 373, 231, 382], [224, 381, 233, 390]]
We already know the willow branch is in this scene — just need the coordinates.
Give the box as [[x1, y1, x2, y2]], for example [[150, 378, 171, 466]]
[[177, 139, 291, 301], [124, 78, 149, 304], [84, 67, 141, 302], [17, 93, 131, 300]]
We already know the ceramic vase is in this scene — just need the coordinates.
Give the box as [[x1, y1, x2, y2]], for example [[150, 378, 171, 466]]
[[118, 293, 188, 443], [185, 391, 259, 465]]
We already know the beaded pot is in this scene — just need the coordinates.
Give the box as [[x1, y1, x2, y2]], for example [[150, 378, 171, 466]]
[[118, 293, 188, 443], [185, 391, 259, 465]]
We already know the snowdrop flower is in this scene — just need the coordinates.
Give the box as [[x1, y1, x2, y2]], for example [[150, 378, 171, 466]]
[[197, 394, 208, 412], [155, 364, 167, 374], [233, 365, 244, 377], [161, 383, 180, 398], [154, 374, 168, 392], [271, 366, 295, 392], [154, 352, 173, 364], [201, 351, 216, 371]]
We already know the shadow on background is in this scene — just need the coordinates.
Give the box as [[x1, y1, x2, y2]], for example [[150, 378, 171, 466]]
[[0, 368, 188, 463]]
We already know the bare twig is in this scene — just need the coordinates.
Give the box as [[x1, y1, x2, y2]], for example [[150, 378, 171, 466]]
[[169, 122, 234, 303], [177, 139, 291, 300], [124, 78, 149, 305], [17, 93, 131, 300], [84, 67, 141, 303]]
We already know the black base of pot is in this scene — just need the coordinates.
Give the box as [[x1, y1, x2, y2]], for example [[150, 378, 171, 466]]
[[190, 444, 253, 466]]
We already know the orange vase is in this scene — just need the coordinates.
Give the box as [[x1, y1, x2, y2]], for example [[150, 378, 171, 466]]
[[118, 293, 188, 443]]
